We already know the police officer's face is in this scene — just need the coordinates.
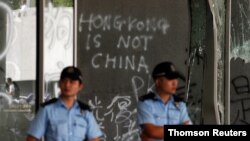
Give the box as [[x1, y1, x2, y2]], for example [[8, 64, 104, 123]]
[[59, 78, 83, 97], [156, 77, 178, 94]]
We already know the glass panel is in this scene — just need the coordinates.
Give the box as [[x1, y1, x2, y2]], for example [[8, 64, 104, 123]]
[[231, 0, 250, 124], [189, 0, 226, 124], [0, 0, 36, 140], [209, 0, 226, 124], [44, 0, 73, 100], [188, 0, 206, 124]]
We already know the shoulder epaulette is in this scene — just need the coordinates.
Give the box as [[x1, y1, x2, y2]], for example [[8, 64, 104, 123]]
[[77, 100, 91, 111], [41, 98, 58, 107], [173, 95, 185, 109], [173, 95, 184, 102], [139, 92, 156, 102]]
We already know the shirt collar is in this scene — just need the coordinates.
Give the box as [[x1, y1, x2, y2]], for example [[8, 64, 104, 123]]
[[57, 96, 79, 109], [151, 89, 175, 104]]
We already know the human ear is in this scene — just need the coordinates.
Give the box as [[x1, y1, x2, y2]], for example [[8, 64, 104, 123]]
[[155, 79, 160, 87], [79, 83, 84, 90]]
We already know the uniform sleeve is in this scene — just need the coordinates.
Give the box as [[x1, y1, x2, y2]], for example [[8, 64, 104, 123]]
[[27, 107, 47, 139], [180, 103, 192, 125], [86, 111, 102, 139], [137, 101, 155, 125]]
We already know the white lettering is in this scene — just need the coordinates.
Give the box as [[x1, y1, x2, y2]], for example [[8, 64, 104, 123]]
[[91, 53, 103, 68], [105, 54, 116, 69], [117, 35, 130, 49], [93, 34, 101, 48], [125, 55, 135, 70], [91, 54, 149, 73], [117, 35, 153, 51], [79, 13, 170, 34], [132, 36, 141, 49], [168, 129, 209, 136], [113, 15, 123, 31], [86, 34, 91, 50], [131, 76, 145, 102], [137, 56, 149, 73], [213, 129, 248, 136]]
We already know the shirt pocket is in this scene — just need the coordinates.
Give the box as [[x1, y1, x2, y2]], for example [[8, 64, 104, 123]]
[[49, 119, 68, 137], [168, 109, 181, 124], [73, 119, 87, 139], [153, 112, 167, 125]]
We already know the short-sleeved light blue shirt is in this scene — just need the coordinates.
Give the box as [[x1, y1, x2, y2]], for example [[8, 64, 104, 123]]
[[27, 98, 102, 141], [138, 92, 192, 126], [137, 92, 192, 140]]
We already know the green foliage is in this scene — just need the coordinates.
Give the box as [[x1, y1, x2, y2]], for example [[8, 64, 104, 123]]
[[52, 0, 73, 7], [7, 0, 21, 10]]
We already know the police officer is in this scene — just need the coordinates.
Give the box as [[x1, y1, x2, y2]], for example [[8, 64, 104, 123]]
[[137, 62, 192, 141], [26, 66, 102, 141]]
